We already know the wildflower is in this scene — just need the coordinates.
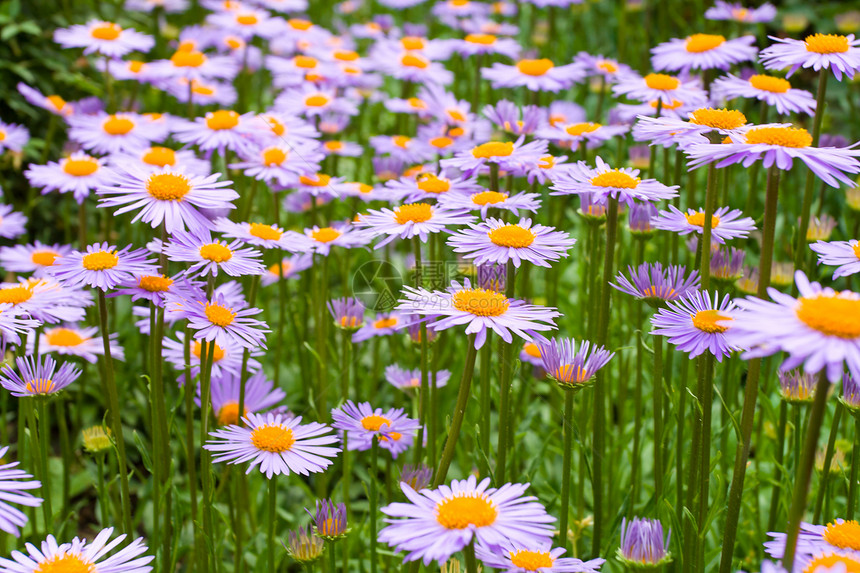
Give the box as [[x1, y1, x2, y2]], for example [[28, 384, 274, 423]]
[[49, 243, 158, 291], [0, 445, 41, 536], [633, 107, 749, 148], [537, 337, 614, 391], [229, 142, 324, 187], [650, 291, 739, 361], [54, 20, 154, 57], [173, 110, 257, 154], [778, 370, 818, 404], [477, 539, 605, 573], [399, 464, 433, 491], [0, 305, 39, 349], [357, 203, 475, 248], [331, 401, 421, 459], [612, 72, 708, 106], [0, 206, 27, 240], [386, 172, 482, 204], [353, 312, 402, 342], [0, 277, 88, 324], [0, 122, 29, 153], [651, 34, 757, 73], [163, 332, 261, 380], [760, 33, 860, 81], [617, 517, 672, 569], [841, 374, 860, 413], [204, 412, 340, 478], [766, 519, 860, 560], [612, 263, 700, 306], [285, 526, 325, 564], [309, 499, 348, 540], [550, 156, 679, 207], [82, 426, 112, 454], [441, 137, 548, 178], [207, 371, 285, 426], [304, 223, 367, 256], [261, 254, 313, 287], [0, 242, 72, 277], [483, 100, 544, 136], [651, 205, 756, 244], [810, 240, 860, 279], [328, 297, 365, 331], [385, 365, 451, 391], [164, 229, 264, 278], [451, 33, 521, 59], [447, 217, 575, 269], [628, 203, 659, 236], [25, 152, 111, 204], [806, 215, 838, 241], [67, 112, 164, 155], [576, 52, 633, 83], [535, 121, 629, 150], [711, 247, 746, 287], [169, 289, 269, 350], [17, 83, 74, 117], [34, 324, 124, 363], [0, 355, 80, 397], [481, 58, 586, 92], [711, 73, 817, 116], [705, 1, 776, 23]]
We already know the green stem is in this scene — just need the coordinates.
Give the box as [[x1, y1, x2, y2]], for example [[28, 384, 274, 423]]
[[495, 259, 516, 484], [370, 440, 379, 573], [182, 327, 198, 573], [768, 401, 788, 531], [268, 478, 277, 573], [849, 414, 860, 521], [96, 454, 110, 526], [652, 336, 664, 504], [813, 402, 843, 522], [36, 398, 52, 530], [238, 274, 260, 423], [479, 336, 492, 476], [696, 353, 715, 564], [464, 539, 478, 573], [699, 163, 717, 289], [558, 388, 575, 551]]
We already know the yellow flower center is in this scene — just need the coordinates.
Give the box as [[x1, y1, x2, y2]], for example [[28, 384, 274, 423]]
[[335, 50, 359, 61], [31, 250, 59, 267], [47, 95, 67, 113], [590, 170, 640, 189], [436, 494, 498, 529], [142, 146, 177, 167], [523, 342, 541, 358], [805, 33, 851, 54], [191, 82, 215, 96], [510, 550, 554, 571], [204, 303, 236, 327], [488, 224, 536, 248], [324, 141, 344, 151], [539, 155, 555, 169], [471, 191, 508, 205], [393, 135, 411, 148], [430, 136, 454, 149], [192, 340, 225, 361], [745, 126, 812, 148], [374, 317, 398, 329], [91, 23, 121, 40], [802, 553, 860, 573], [853, 244, 860, 260], [401, 37, 425, 50], [796, 294, 860, 338], [361, 414, 392, 431], [553, 364, 590, 384], [293, 55, 317, 69], [688, 108, 747, 130], [25, 378, 56, 395], [138, 275, 173, 292], [236, 13, 258, 25], [731, 7, 749, 20], [516, 59, 554, 76], [312, 227, 341, 243], [472, 141, 514, 158], [171, 49, 206, 67], [597, 60, 619, 73], [644, 73, 680, 90], [33, 553, 93, 573], [684, 211, 721, 228], [465, 33, 497, 44], [823, 520, 860, 551], [147, 173, 191, 201], [452, 288, 509, 317], [46, 328, 85, 347], [262, 147, 287, 166], [250, 425, 295, 452], [199, 243, 233, 263], [63, 157, 99, 177], [651, 98, 684, 110], [691, 309, 731, 333], [749, 74, 791, 93], [268, 262, 292, 276], [394, 203, 433, 225], [288, 18, 313, 31], [685, 33, 726, 52], [416, 174, 450, 193], [206, 110, 239, 131], [300, 174, 331, 187], [225, 36, 243, 50], [401, 53, 429, 69], [0, 286, 32, 305], [249, 223, 283, 241], [565, 122, 601, 136], [217, 402, 248, 426], [82, 250, 119, 271], [102, 115, 134, 135]]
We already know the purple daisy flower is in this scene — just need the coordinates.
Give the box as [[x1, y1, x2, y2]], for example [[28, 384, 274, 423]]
[[0, 205, 27, 240], [396, 278, 560, 349], [711, 246, 746, 285], [284, 525, 325, 564], [534, 121, 629, 150], [537, 337, 614, 390], [628, 202, 659, 235], [550, 156, 679, 207], [33, 323, 124, 364], [261, 254, 313, 287], [309, 499, 348, 540], [385, 365, 451, 391], [148, 47, 239, 82], [163, 331, 261, 380], [352, 312, 402, 342], [777, 370, 818, 403], [164, 229, 265, 278], [441, 137, 548, 178], [172, 110, 257, 155], [447, 217, 575, 268], [385, 172, 483, 204], [98, 165, 238, 234], [399, 464, 434, 491], [477, 539, 604, 573], [765, 519, 860, 561], [328, 297, 365, 330], [25, 152, 111, 205], [274, 86, 359, 118], [632, 107, 749, 149], [612, 72, 709, 106], [16, 83, 74, 117], [49, 243, 158, 291], [380, 476, 555, 566], [357, 203, 475, 248], [67, 112, 164, 155], [168, 289, 269, 350], [331, 401, 421, 459], [0, 305, 38, 350], [438, 189, 541, 219], [760, 34, 860, 81], [0, 122, 29, 153], [0, 445, 42, 537], [204, 370, 285, 426], [617, 517, 672, 568], [481, 58, 586, 92], [229, 142, 323, 187], [705, 1, 776, 23], [483, 100, 544, 136], [451, 33, 521, 59], [651, 205, 756, 244], [711, 73, 817, 116], [810, 240, 860, 279], [54, 20, 154, 58], [575, 52, 633, 84], [0, 527, 153, 573], [0, 354, 81, 397], [651, 34, 758, 73], [650, 290, 739, 361], [612, 263, 700, 305], [304, 223, 367, 256], [0, 277, 88, 324], [213, 218, 315, 252], [726, 271, 860, 382], [520, 342, 544, 367], [0, 242, 71, 278], [204, 412, 340, 479]]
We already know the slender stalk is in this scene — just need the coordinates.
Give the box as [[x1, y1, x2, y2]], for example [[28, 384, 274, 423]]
[[370, 440, 379, 573], [696, 353, 715, 565], [479, 338, 492, 472], [464, 539, 478, 573], [96, 454, 110, 526], [768, 401, 788, 530], [413, 238, 429, 464], [496, 259, 516, 484], [56, 400, 70, 538], [699, 163, 717, 289], [849, 414, 860, 520], [238, 274, 260, 422], [266, 478, 278, 572], [182, 327, 198, 573], [558, 388, 575, 551], [433, 335, 478, 487], [813, 402, 843, 522], [652, 336, 664, 504], [782, 373, 831, 570]]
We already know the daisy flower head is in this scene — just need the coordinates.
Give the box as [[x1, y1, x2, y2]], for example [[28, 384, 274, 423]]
[[728, 271, 860, 381], [150, 45, 239, 81], [0, 206, 27, 240], [686, 125, 860, 188], [396, 278, 559, 349], [304, 223, 367, 256], [705, 1, 776, 23], [164, 229, 264, 278], [385, 365, 451, 391], [162, 77, 237, 107], [711, 73, 817, 116], [309, 499, 347, 541], [612, 72, 709, 106], [650, 290, 739, 361], [438, 188, 541, 219], [173, 110, 257, 155], [67, 112, 163, 155], [54, 20, 154, 57], [481, 58, 586, 92], [477, 539, 605, 573], [806, 215, 838, 242], [711, 246, 746, 288], [163, 331, 261, 380], [760, 34, 860, 81], [207, 370, 285, 426], [98, 165, 238, 234], [632, 107, 749, 149], [400, 464, 434, 492], [537, 337, 614, 391], [811, 240, 860, 279], [628, 202, 659, 236], [0, 277, 88, 324], [275, 86, 359, 118], [353, 312, 403, 342], [0, 122, 28, 153], [380, 475, 555, 566], [0, 527, 153, 573], [651, 34, 758, 73], [206, 7, 282, 40], [331, 401, 421, 459], [357, 203, 476, 248], [49, 243, 157, 291], [0, 305, 38, 350], [536, 121, 629, 150], [0, 445, 42, 536], [575, 52, 633, 84], [369, 135, 437, 165], [328, 297, 365, 331], [385, 172, 483, 204], [371, 48, 454, 86], [262, 253, 313, 287], [765, 519, 860, 561], [777, 370, 818, 404], [213, 218, 315, 252], [651, 205, 755, 244], [113, 271, 184, 305], [17, 83, 73, 117], [448, 217, 575, 269], [483, 100, 544, 136], [0, 242, 71, 278], [126, 0, 190, 12], [204, 412, 339, 478], [285, 525, 325, 565], [612, 263, 700, 307], [0, 354, 81, 397], [550, 156, 679, 207], [169, 289, 269, 350], [25, 152, 111, 205], [34, 324, 124, 363], [441, 137, 547, 178], [451, 33, 521, 59], [617, 517, 672, 569]]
